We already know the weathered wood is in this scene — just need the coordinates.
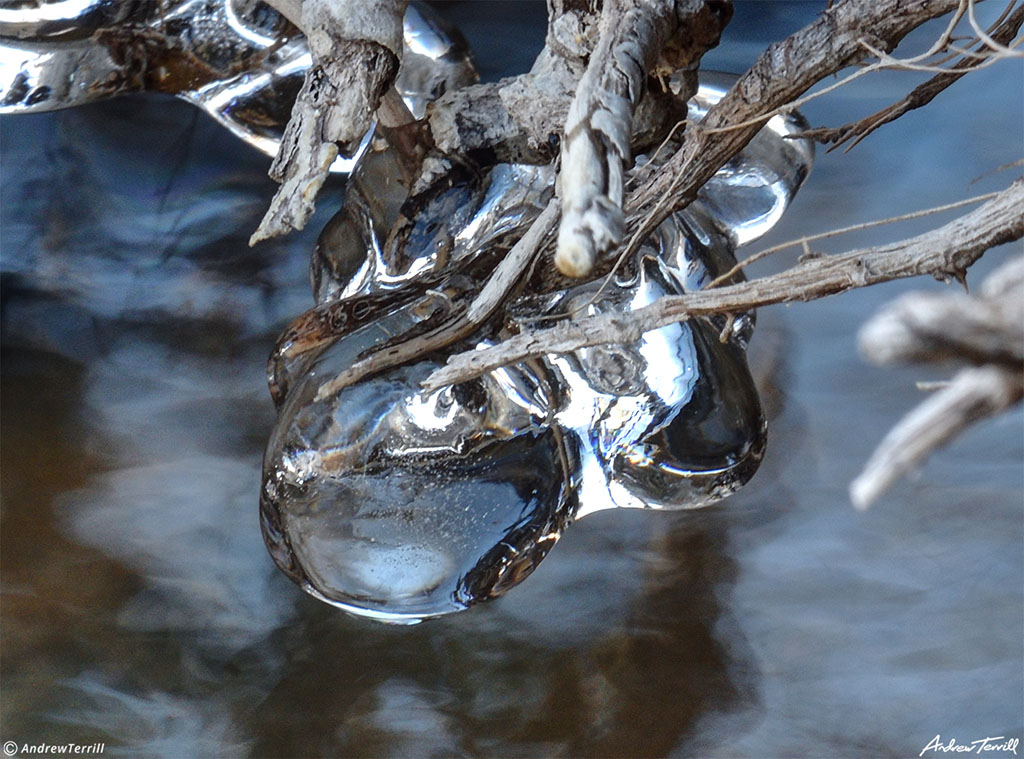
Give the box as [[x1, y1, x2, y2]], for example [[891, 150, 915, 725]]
[[620, 0, 976, 269], [250, 0, 408, 244], [850, 364, 1023, 509], [850, 252, 1024, 508], [800, 2, 1024, 152], [426, 0, 729, 170], [555, 0, 712, 276], [422, 178, 1024, 390]]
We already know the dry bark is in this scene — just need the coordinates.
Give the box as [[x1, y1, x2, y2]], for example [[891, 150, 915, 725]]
[[422, 178, 1024, 391], [250, 0, 408, 244], [618, 0, 977, 270], [427, 0, 728, 168], [800, 2, 1024, 152], [554, 0, 731, 277]]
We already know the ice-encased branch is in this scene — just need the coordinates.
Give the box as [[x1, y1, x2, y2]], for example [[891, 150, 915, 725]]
[[422, 178, 1024, 390], [554, 0, 730, 277]]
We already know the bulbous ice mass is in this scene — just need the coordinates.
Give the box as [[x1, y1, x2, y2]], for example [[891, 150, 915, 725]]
[[260, 71, 811, 621]]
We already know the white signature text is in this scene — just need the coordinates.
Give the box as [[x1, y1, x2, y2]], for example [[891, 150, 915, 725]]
[[921, 735, 1020, 757]]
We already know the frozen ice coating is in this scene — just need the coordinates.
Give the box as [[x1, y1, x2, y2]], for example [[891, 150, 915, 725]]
[[547, 236, 765, 518], [688, 72, 815, 247], [0, 1, 476, 173], [261, 359, 577, 622], [262, 69, 812, 620]]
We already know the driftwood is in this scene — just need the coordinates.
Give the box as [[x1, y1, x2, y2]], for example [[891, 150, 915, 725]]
[[851, 254, 1024, 508]]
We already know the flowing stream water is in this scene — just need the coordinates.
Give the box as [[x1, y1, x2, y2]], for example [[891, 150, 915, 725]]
[[1, 2, 1021, 756]]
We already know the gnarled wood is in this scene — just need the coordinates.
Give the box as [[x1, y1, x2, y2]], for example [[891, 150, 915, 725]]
[[251, 0, 407, 244]]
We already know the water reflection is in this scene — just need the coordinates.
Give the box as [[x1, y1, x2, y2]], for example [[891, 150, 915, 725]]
[[2, 1, 1021, 756], [248, 513, 755, 758]]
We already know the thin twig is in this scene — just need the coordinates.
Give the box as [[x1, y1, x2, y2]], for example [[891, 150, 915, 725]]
[[422, 178, 1024, 391], [313, 199, 559, 401], [850, 365, 1023, 509], [615, 0, 975, 286], [706, 190, 1004, 288]]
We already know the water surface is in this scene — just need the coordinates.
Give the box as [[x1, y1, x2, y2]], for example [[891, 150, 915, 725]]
[[2, 2, 1022, 757]]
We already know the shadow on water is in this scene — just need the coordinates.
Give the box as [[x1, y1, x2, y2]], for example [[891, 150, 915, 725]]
[[2, 2, 1022, 757]]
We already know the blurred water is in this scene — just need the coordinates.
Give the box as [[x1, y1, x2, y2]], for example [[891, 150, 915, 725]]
[[2, 2, 1022, 757]]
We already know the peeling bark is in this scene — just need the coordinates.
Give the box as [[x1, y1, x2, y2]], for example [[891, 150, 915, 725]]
[[555, 0, 731, 277], [250, 0, 408, 244]]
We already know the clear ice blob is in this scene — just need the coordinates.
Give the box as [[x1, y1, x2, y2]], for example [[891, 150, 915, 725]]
[[261, 74, 812, 621], [690, 72, 815, 247], [544, 217, 766, 517], [0, 1, 476, 174], [0, 0, 813, 621], [261, 351, 577, 623]]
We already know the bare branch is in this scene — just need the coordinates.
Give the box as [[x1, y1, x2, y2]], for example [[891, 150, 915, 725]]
[[849, 365, 1023, 509], [857, 282, 1024, 368], [618, 0, 975, 271], [554, 0, 725, 277], [851, 252, 1024, 508], [250, 0, 408, 245], [467, 198, 560, 324], [707, 190, 1004, 289], [427, 0, 727, 168], [422, 178, 1024, 391], [800, 2, 1023, 152]]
